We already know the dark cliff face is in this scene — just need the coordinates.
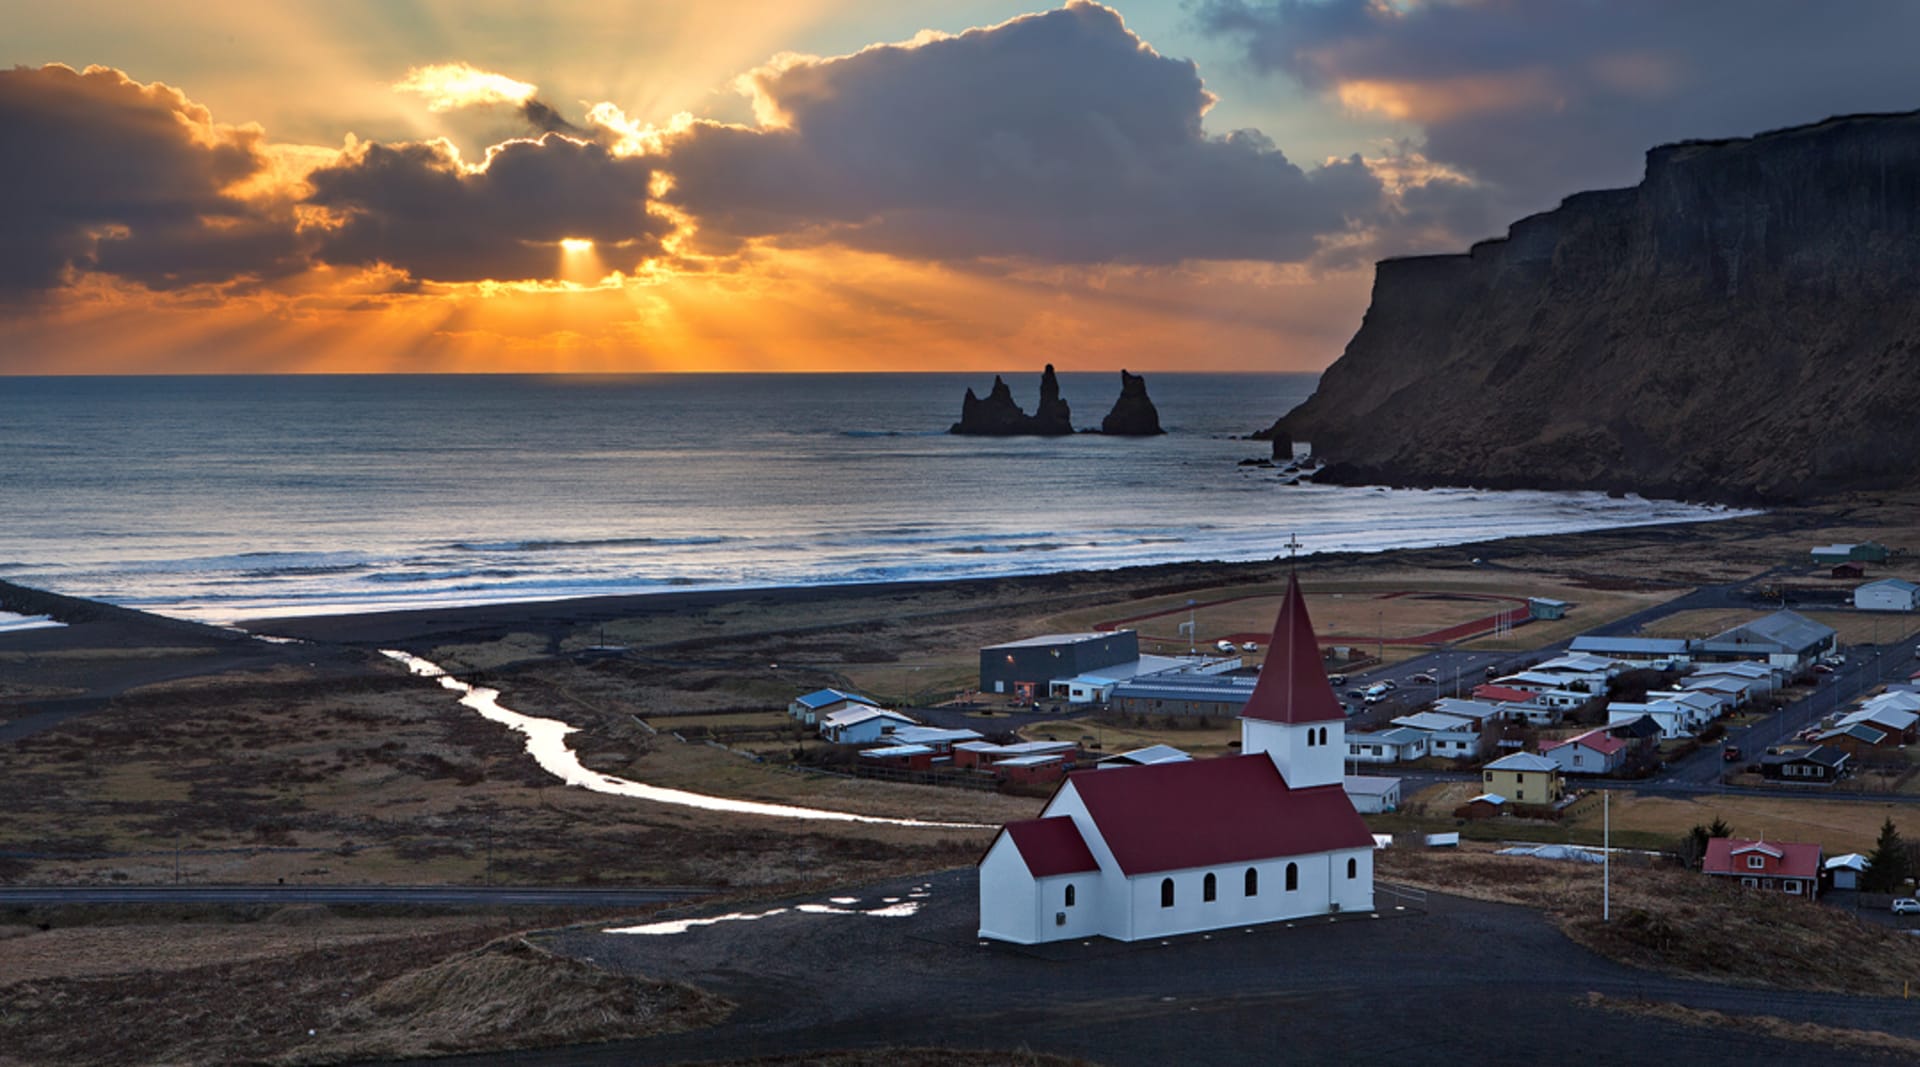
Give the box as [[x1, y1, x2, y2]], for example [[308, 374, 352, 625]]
[[1274, 111, 1920, 504]]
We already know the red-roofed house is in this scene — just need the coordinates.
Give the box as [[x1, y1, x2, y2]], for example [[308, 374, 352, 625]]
[[979, 575, 1375, 944], [1702, 837, 1823, 900], [1472, 684, 1538, 705], [1537, 727, 1629, 775]]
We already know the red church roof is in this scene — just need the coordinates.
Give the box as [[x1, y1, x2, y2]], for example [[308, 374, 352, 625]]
[[997, 816, 1100, 878], [1238, 574, 1345, 725], [1064, 754, 1372, 876]]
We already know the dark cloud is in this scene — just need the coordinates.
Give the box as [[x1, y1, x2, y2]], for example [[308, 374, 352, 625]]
[[1201, 0, 1920, 217], [304, 134, 668, 282], [519, 98, 582, 136], [0, 63, 300, 294], [660, 1, 1383, 264]]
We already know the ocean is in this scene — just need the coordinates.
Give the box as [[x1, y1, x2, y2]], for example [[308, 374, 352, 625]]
[[1, 374, 1743, 623]]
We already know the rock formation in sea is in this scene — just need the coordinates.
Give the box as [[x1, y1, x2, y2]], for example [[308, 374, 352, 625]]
[[950, 365, 1074, 435], [1099, 370, 1165, 436], [1264, 110, 1920, 504]]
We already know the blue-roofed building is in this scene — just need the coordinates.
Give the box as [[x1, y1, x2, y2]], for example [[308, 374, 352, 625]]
[[1567, 635, 1693, 663], [788, 687, 879, 725], [1108, 671, 1261, 719]]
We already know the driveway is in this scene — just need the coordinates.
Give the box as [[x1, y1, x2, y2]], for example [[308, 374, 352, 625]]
[[399, 869, 1920, 1066]]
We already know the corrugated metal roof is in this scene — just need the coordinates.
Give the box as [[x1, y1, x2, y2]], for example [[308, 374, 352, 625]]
[[984, 632, 1121, 650], [1343, 775, 1400, 796], [796, 688, 878, 709], [860, 744, 934, 758], [1486, 752, 1558, 772], [1351, 727, 1428, 747], [1705, 610, 1835, 655]]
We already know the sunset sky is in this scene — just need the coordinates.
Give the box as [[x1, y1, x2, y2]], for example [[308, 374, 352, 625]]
[[5, 0, 1918, 374]]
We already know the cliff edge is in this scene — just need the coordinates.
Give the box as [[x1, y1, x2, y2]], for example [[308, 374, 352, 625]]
[[1270, 110, 1920, 504]]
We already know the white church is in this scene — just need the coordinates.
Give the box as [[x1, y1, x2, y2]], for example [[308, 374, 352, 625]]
[[978, 575, 1374, 943]]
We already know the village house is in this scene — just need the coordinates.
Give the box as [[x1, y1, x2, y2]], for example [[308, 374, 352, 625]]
[[1537, 727, 1629, 776], [789, 688, 878, 726], [1758, 745, 1850, 784], [1703, 838, 1822, 899], [977, 575, 1374, 944], [1345, 726, 1429, 765], [818, 705, 918, 744], [1568, 635, 1691, 665], [1481, 752, 1564, 806], [1390, 710, 1484, 760]]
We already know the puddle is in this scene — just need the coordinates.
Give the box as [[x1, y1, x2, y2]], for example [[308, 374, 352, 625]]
[[609, 897, 922, 935], [383, 651, 988, 828]]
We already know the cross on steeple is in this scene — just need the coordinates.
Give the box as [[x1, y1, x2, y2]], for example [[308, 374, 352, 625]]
[[1282, 533, 1303, 571]]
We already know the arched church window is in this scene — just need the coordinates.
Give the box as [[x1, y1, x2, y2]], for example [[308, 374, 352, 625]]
[[1318, 726, 1328, 745], [1245, 867, 1258, 896], [1065, 884, 1076, 907], [1347, 857, 1358, 880], [1285, 862, 1299, 891], [1204, 873, 1217, 902], [1306, 730, 1315, 748], [1161, 878, 1175, 908]]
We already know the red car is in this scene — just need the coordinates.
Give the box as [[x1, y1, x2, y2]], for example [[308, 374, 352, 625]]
[[1722, 745, 1742, 762]]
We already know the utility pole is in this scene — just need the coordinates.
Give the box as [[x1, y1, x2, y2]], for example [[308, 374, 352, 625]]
[[1603, 790, 1611, 923]]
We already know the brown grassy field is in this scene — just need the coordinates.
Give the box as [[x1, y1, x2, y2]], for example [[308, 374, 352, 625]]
[[1396, 783, 1920, 855], [1587, 993, 1920, 1058], [1379, 845, 1920, 995], [0, 911, 728, 1065]]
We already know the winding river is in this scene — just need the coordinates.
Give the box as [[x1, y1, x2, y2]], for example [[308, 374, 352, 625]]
[[382, 650, 989, 829]]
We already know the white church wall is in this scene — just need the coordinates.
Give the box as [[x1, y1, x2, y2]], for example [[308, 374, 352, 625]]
[[1034, 873, 1101, 941], [1124, 853, 1350, 939], [1329, 848, 1374, 913], [1241, 718, 1344, 789], [977, 834, 1040, 943], [1041, 781, 1134, 941]]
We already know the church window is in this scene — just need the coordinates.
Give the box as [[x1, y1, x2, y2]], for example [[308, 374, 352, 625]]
[[1245, 868, 1258, 896], [1160, 878, 1175, 907], [1285, 863, 1298, 891], [1064, 884, 1075, 907], [1306, 731, 1315, 748], [1318, 727, 1328, 745], [1347, 857, 1357, 880], [1204, 873, 1217, 902]]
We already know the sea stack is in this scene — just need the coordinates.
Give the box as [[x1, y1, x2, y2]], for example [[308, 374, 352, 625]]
[[950, 365, 1075, 435], [1099, 370, 1164, 435]]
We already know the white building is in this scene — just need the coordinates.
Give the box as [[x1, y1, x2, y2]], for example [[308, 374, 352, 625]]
[[1855, 579, 1920, 613], [1390, 711, 1482, 760], [819, 706, 917, 744], [1343, 775, 1402, 814], [978, 575, 1374, 944], [789, 688, 878, 726], [1345, 727, 1429, 765]]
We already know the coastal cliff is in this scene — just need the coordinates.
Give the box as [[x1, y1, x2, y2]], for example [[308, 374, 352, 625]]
[[1270, 110, 1920, 504]]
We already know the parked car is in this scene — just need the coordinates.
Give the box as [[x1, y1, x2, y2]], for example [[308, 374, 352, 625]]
[[1328, 674, 1347, 686], [1410, 672, 1437, 684], [1346, 688, 1365, 699], [1722, 745, 1742, 762], [1242, 641, 1259, 652], [1892, 898, 1920, 915], [1484, 665, 1501, 678], [1216, 640, 1237, 653]]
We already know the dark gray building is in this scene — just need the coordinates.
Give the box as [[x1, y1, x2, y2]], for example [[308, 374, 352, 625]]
[[1108, 672, 1259, 719], [980, 631, 1138, 702]]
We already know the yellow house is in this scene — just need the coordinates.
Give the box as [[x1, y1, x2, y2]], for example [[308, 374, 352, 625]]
[[1482, 753, 1565, 805]]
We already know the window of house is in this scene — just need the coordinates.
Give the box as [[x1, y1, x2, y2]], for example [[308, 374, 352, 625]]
[[1285, 863, 1298, 891], [1572, 753, 1582, 766], [1741, 876, 1757, 887], [1785, 880, 1801, 894], [1064, 884, 1075, 907], [1161, 878, 1174, 908], [1347, 857, 1357, 879], [1204, 873, 1217, 902], [1747, 855, 1764, 869], [1245, 868, 1258, 896], [1517, 788, 1525, 800]]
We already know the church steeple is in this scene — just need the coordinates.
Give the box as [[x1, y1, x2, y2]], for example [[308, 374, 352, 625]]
[[1239, 573, 1345, 725], [1239, 572, 1345, 789]]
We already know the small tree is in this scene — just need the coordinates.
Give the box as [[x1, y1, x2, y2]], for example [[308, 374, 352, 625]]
[[1678, 824, 1713, 868], [1863, 817, 1912, 894], [1707, 816, 1734, 839]]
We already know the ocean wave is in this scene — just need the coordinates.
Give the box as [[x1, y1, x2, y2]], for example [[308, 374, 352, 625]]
[[448, 536, 732, 552], [839, 429, 947, 439]]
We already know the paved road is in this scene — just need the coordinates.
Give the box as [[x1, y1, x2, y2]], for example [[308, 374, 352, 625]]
[[385, 869, 1920, 1067], [0, 884, 714, 907]]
